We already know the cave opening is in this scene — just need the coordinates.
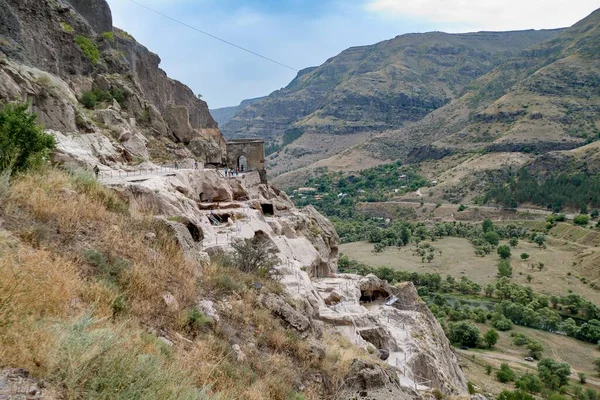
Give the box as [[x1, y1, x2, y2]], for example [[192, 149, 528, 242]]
[[359, 289, 389, 303], [186, 222, 203, 242], [260, 203, 274, 216]]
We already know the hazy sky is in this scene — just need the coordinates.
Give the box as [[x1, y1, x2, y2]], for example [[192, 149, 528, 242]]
[[105, 0, 599, 108]]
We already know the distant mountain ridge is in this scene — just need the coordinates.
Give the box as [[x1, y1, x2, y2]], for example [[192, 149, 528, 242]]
[[221, 29, 563, 145], [210, 97, 265, 131]]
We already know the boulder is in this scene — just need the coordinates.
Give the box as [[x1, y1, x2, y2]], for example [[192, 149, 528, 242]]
[[198, 299, 219, 323], [260, 293, 311, 333]]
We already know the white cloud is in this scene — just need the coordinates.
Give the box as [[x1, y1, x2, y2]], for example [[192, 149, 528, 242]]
[[366, 0, 599, 31]]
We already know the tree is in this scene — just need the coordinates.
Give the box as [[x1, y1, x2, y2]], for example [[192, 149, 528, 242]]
[[579, 372, 587, 384], [521, 253, 530, 261], [498, 259, 513, 278], [496, 363, 516, 383], [0, 102, 55, 173], [485, 231, 500, 246], [574, 214, 590, 226], [493, 316, 513, 331], [537, 358, 571, 390], [498, 245, 511, 259], [483, 219, 494, 233], [449, 321, 481, 347], [534, 233, 546, 248], [230, 236, 278, 274], [483, 329, 499, 348], [515, 374, 542, 394], [510, 237, 519, 247], [485, 283, 495, 297], [485, 364, 492, 375], [526, 274, 533, 283], [525, 339, 544, 360]]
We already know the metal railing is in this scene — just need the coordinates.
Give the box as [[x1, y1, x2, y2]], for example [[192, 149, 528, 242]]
[[97, 162, 204, 181]]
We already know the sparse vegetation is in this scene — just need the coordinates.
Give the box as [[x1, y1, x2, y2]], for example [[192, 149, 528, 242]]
[[74, 34, 100, 64]]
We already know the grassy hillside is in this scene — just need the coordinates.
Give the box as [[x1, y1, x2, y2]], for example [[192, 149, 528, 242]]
[[0, 168, 372, 399], [354, 9, 600, 165], [223, 29, 561, 146]]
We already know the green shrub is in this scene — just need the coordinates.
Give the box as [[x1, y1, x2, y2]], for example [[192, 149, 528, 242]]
[[484, 231, 500, 246], [521, 253, 530, 260], [449, 321, 481, 347], [509, 237, 519, 247], [497, 259, 513, 278], [74, 34, 100, 64], [0, 102, 55, 173], [80, 91, 97, 109], [497, 245, 511, 259], [102, 31, 115, 43], [493, 315, 513, 331], [185, 307, 213, 333], [574, 214, 591, 226], [60, 22, 74, 33], [83, 249, 131, 288], [496, 363, 515, 383]]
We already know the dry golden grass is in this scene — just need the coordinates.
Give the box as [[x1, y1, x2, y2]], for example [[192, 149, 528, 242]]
[[0, 168, 376, 399]]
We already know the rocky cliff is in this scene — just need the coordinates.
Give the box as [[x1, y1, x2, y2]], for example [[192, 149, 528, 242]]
[[96, 164, 469, 397], [0, 0, 225, 166]]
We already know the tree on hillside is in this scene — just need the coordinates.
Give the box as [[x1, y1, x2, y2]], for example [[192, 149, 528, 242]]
[[483, 329, 499, 348], [0, 102, 55, 173], [521, 253, 530, 261], [515, 374, 542, 394], [538, 358, 571, 390], [449, 321, 481, 347], [498, 259, 513, 278], [483, 219, 494, 233], [496, 363, 516, 383], [485, 231, 500, 246], [497, 245, 511, 259], [534, 233, 546, 248]]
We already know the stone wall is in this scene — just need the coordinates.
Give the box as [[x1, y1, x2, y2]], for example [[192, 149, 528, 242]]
[[226, 139, 265, 172]]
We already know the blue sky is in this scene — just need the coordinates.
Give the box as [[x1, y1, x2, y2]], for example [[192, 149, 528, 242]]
[[106, 0, 599, 108]]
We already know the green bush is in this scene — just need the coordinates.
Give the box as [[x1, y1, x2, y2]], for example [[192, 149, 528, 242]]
[[498, 259, 513, 278], [485, 231, 500, 246], [80, 91, 97, 109], [497, 245, 511, 259], [496, 363, 516, 383], [493, 315, 513, 331], [102, 31, 115, 43], [60, 22, 74, 33], [574, 214, 591, 226], [0, 102, 55, 173], [74, 34, 100, 64], [185, 307, 213, 333], [449, 321, 481, 347]]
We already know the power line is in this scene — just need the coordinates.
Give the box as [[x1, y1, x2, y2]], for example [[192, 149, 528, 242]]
[[124, 0, 299, 72]]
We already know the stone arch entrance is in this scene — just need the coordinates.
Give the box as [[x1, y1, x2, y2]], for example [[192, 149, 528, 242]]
[[238, 155, 248, 171]]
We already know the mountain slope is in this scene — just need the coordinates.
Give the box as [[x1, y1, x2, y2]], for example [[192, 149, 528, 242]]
[[355, 8, 600, 165], [274, 8, 600, 190], [210, 96, 265, 129], [223, 29, 562, 145]]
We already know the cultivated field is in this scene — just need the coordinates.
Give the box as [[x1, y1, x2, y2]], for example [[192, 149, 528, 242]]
[[459, 324, 600, 395], [340, 235, 600, 304]]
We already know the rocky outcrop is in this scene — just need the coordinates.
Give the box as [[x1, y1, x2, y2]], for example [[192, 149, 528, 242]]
[[0, 0, 224, 166], [65, 0, 112, 34]]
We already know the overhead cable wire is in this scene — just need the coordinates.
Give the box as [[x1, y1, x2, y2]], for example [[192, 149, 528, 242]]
[[125, 0, 300, 72]]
